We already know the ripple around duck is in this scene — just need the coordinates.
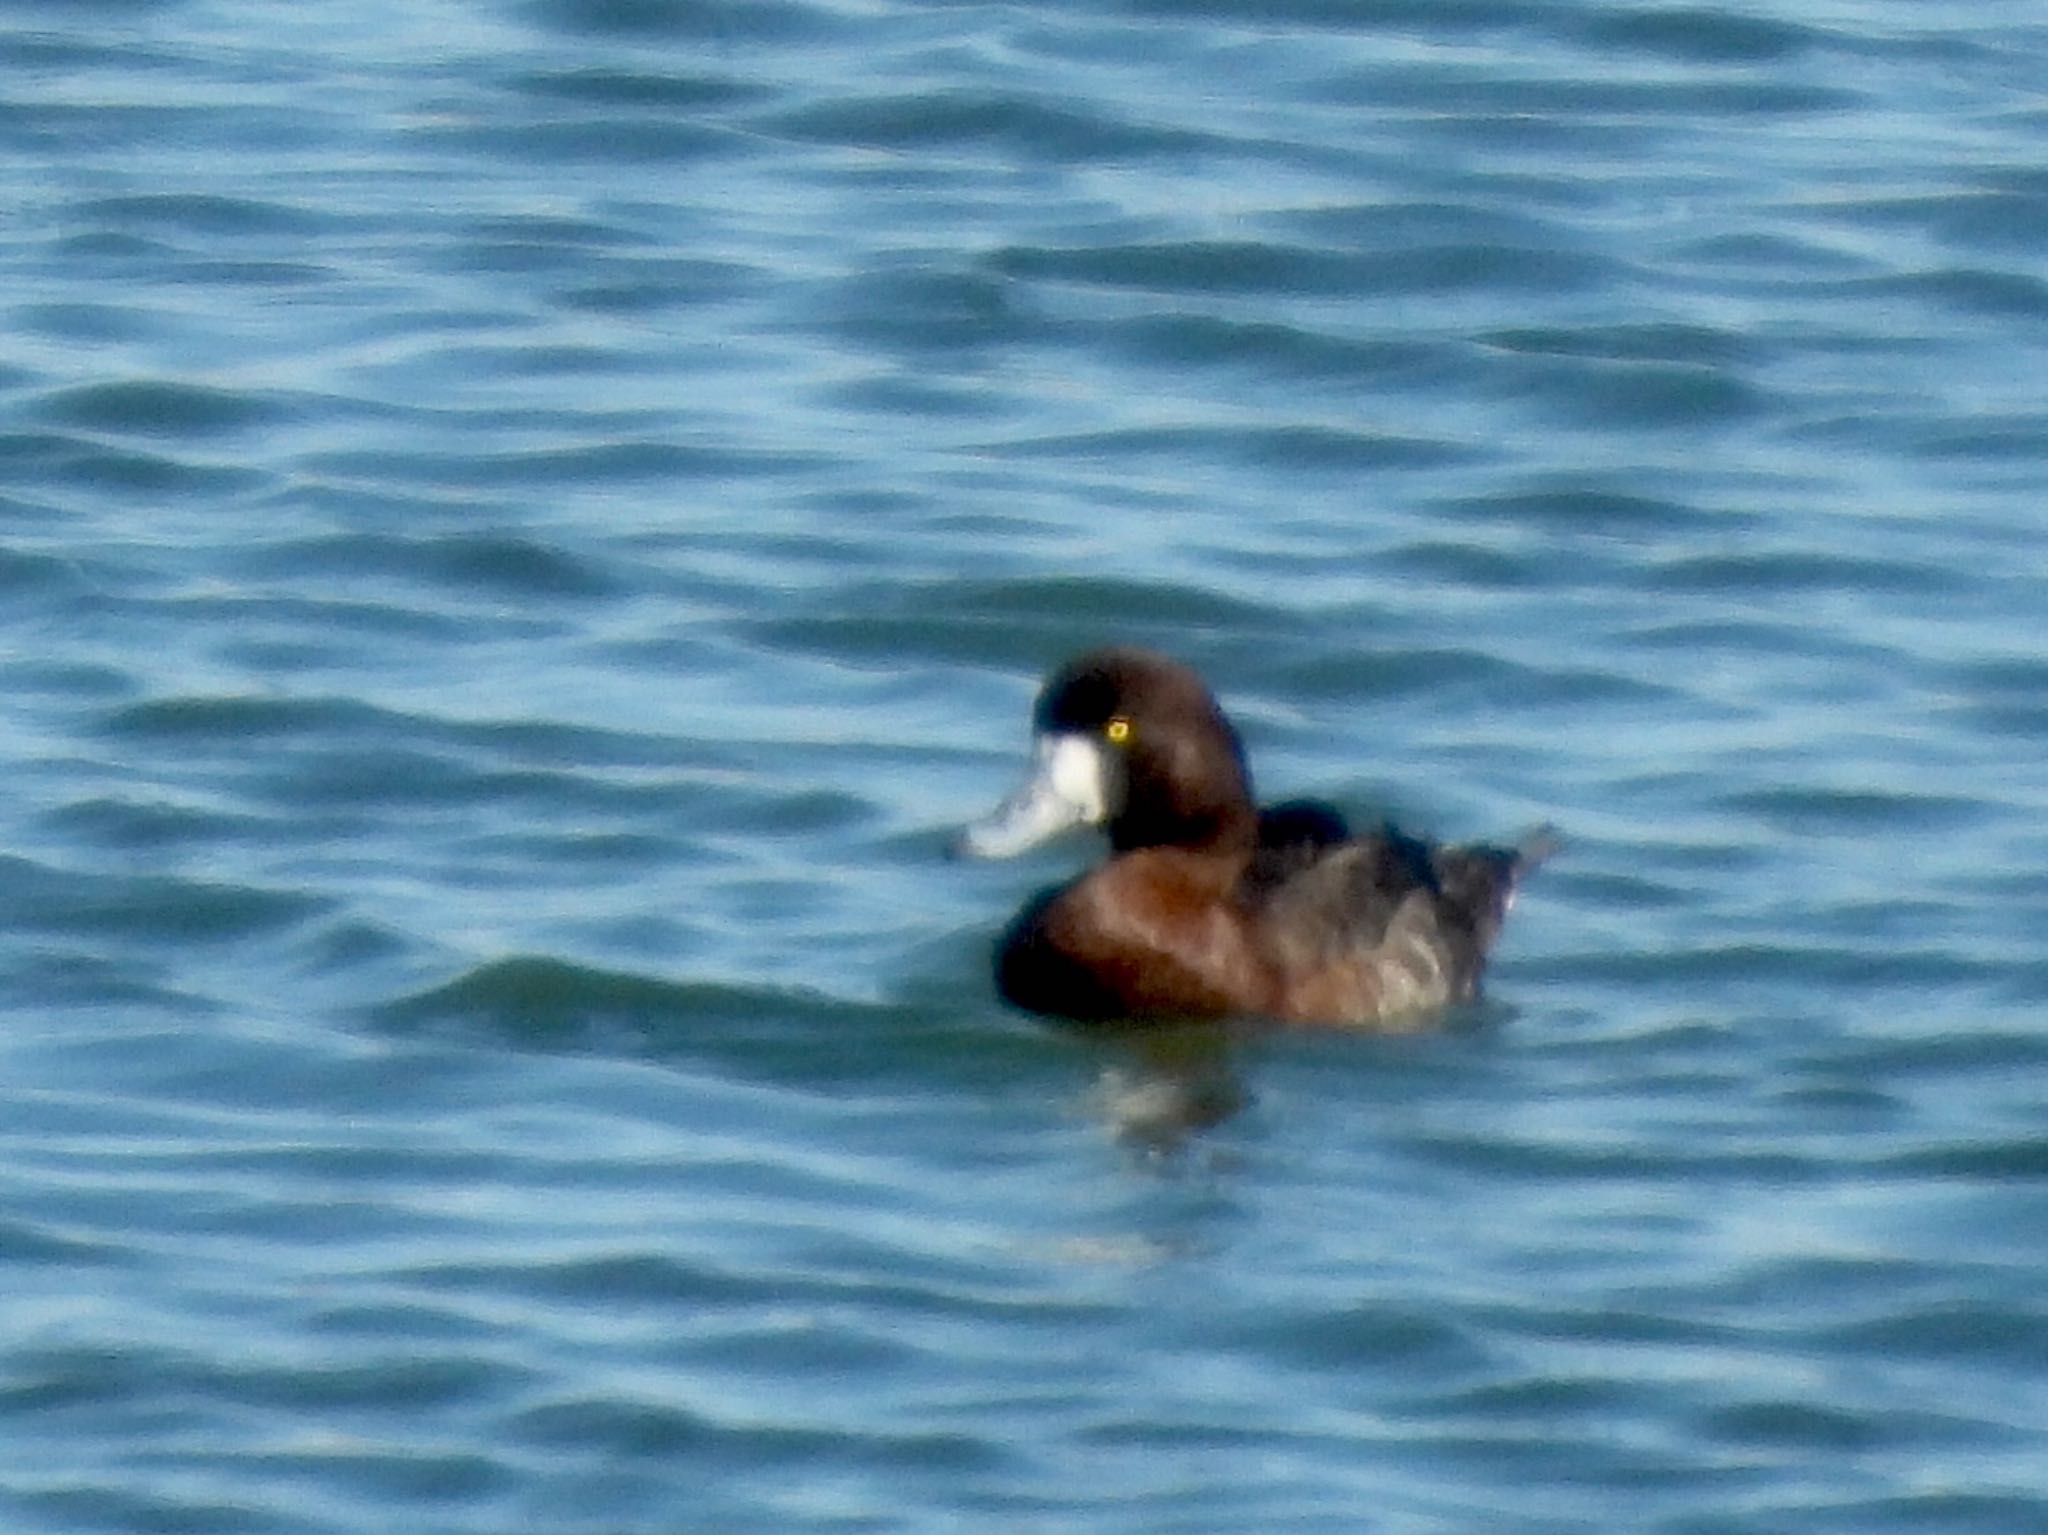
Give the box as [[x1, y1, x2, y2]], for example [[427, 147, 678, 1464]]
[[1549, 939, 2014, 997], [996, 237, 1614, 299], [375, 955, 873, 1058], [14, 300, 168, 346], [1815, 1302, 2048, 1373], [1363, 63, 1854, 121], [0, 547, 92, 602], [978, 421, 1471, 472], [1119, 0, 1549, 33], [87, 692, 685, 829], [1868, 1127, 2048, 1182], [1378, 539, 1550, 591], [0, 1216, 139, 1270], [1431, 484, 1721, 536], [1489, 353, 1767, 430], [301, 438, 826, 488], [93, 681, 826, 820], [1717, 785, 1990, 835], [1095, 312, 1448, 384], [0, 854, 327, 948], [187, 1351, 520, 1416], [1646, 548, 1969, 596], [1838, 183, 2048, 256], [506, 64, 768, 111], [523, 0, 846, 42], [1894, 424, 2048, 486], [1483, 320, 1763, 368], [741, 576, 1293, 667], [1402, 1125, 1821, 1186], [235, 530, 621, 601], [1859, 268, 2048, 323], [11, 1487, 298, 1535], [98, 692, 397, 747], [1258, 642, 1659, 710], [1206, 1296, 1497, 1380], [504, 1393, 1012, 1482], [371, 951, 1058, 1106], [764, 86, 1212, 159], [66, 192, 338, 239], [38, 796, 287, 857], [1940, 657, 2048, 741], [0, 429, 272, 500], [1570, 7, 1822, 62], [1807, 1493, 2048, 1535], [31, 379, 291, 437], [819, 264, 1037, 354], [404, 114, 740, 167]]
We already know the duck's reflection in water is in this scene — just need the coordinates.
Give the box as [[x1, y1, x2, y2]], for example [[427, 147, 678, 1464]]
[[1066, 1006, 1508, 1154], [1075, 1019, 1249, 1151]]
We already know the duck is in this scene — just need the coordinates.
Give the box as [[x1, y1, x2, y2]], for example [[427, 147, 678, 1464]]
[[956, 646, 1553, 1028]]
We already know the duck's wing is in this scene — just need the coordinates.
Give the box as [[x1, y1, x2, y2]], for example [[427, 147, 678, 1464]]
[[1245, 799, 1352, 892], [1253, 822, 1438, 948], [1253, 822, 1556, 1020]]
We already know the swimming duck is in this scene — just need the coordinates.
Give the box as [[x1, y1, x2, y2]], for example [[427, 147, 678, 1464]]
[[958, 647, 1553, 1028]]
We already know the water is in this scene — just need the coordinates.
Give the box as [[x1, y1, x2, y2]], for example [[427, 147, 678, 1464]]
[[4, 0, 2047, 1529]]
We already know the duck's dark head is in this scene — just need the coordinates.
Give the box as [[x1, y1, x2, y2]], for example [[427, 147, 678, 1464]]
[[958, 647, 1257, 858]]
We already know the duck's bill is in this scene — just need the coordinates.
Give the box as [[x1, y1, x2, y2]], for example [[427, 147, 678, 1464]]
[[955, 732, 1111, 859]]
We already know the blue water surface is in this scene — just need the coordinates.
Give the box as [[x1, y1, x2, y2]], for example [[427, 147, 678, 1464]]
[[4, 1, 2048, 1530]]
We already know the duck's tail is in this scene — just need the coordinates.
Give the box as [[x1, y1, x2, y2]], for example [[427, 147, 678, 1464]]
[[1496, 822, 1561, 917], [1510, 822, 1563, 881], [1431, 823, 1560, 955]]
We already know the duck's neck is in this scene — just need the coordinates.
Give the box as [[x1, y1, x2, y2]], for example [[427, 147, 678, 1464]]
[[1108, 772, 1258, 857]]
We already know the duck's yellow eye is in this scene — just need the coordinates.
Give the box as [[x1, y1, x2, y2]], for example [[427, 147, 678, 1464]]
[[1105, 716, 1132, 745]]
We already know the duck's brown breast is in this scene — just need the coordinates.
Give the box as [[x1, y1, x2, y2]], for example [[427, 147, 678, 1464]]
[[999, 849, 1271, 1022]]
